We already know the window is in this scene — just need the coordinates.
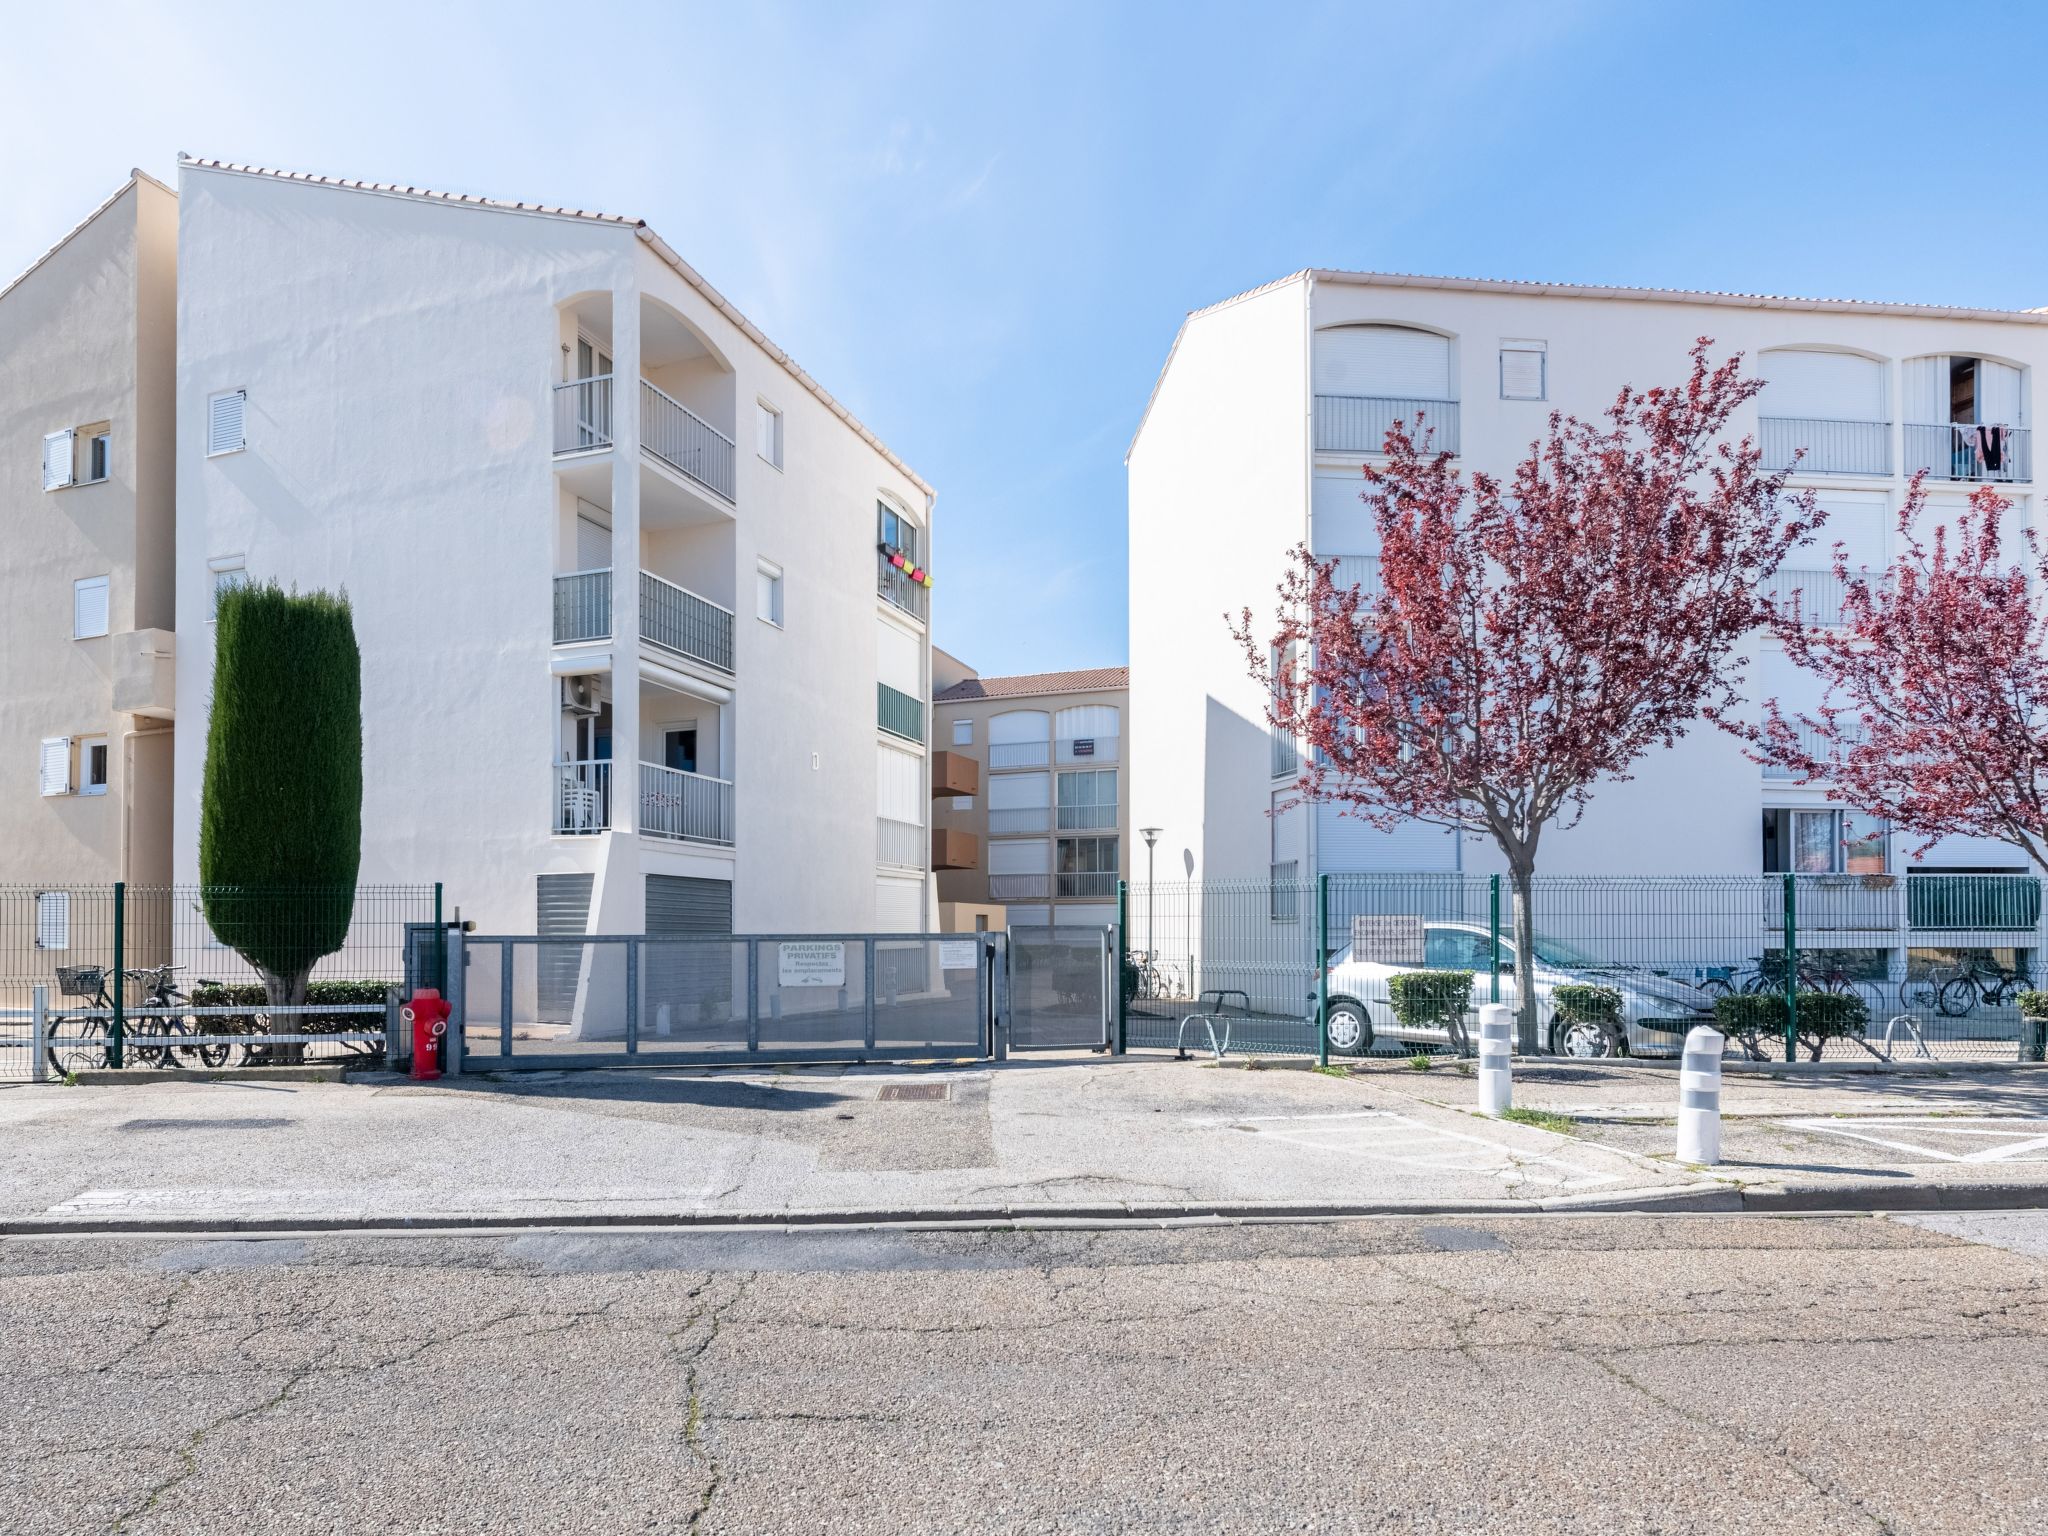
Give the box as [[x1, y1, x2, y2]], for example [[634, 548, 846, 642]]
[[755, 400, 784, 468], [1763, 809, 1888, 874], [954, 796, 974, 812], [35, 891, 70, 951], [72, 576, 110, 640], [1500, 340, 1546, 401], [1424, 927, 1493, 971], [207, 390, 246, 455], [1270, 861, 1300, 923], [209, 558, 248, 616], [879, 501, 919, 565], [1057, 768, 1117, 830], [1055, 835, 1119, 898], [877, 499, 927, 616], [38, 737, 71, 796], [663, 728, 699, 774], [41, 429, 74, 490], [952, 719, 973, 747], [78, 736, 109, 796], [755, 558, 784, 627]]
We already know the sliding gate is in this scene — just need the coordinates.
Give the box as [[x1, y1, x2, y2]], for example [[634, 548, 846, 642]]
[[441, 931, 1001, 1070]]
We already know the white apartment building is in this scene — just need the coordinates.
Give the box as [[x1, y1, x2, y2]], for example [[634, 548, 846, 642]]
[[1, 173, 179, 899], [171, 157, 936, 942], [1129, 270, 2048, 910]]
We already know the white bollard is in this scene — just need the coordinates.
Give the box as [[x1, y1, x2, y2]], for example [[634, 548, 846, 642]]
[[1476, 1003, 1512, 1116], [1676, 1025, 1724, 1165]]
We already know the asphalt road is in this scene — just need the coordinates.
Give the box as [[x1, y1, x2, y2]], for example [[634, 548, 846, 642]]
[[7, 1213, 2047, 1534]]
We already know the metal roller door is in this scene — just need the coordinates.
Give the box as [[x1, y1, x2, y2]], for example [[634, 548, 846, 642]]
[[535, 873, 594, 1024]]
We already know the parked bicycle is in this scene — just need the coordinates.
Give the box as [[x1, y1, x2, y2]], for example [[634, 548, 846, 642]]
[[45, 963, 232, 1077], [1904, 954, 2035, 1018], [1709, 953, 1886, 1018]]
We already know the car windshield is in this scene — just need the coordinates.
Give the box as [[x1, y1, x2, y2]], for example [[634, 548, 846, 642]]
[[1529, 934, 1604, 969]]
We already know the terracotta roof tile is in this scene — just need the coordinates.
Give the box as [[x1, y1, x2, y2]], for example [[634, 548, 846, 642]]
[[934, 667, 1127, 703]]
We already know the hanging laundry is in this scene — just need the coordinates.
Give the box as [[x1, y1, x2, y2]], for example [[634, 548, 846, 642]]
[[1976, 424, 2007, 473]]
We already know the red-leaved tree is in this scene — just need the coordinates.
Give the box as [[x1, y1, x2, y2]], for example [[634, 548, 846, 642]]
[[1234, 342, 1819, 1051], [1742, 481, 2048, 869]]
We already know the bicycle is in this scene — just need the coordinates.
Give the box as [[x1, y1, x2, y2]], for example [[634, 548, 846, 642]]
[[1931, 954, 2033, 1018], [45, 964, 232, 1077]]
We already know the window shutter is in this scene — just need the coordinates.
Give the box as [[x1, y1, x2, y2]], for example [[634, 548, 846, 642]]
[[39, 738, 71, 797], [208, 390, 246, 454], [35, 891, 71, 951], [42, 429, 74, 491], [1499, 343, 1546, 401], [73, 576, 110, 639]]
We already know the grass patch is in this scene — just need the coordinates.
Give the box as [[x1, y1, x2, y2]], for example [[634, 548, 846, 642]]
[[1498, 1106, 1577, 1135], [1407, 1053, 1432, 1072], [1312, 1064, 1350, 1079]]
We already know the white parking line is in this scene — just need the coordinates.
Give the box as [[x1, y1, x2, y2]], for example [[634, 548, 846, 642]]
[[1195, 1110, 1623, 1191], [1780, 1117, 2048, 1164]]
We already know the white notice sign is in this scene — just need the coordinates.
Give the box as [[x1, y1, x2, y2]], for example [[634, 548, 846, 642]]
[[1350, 915, 1426, 966], [938, 940, 980, 971], [778, 941, 847, 988]]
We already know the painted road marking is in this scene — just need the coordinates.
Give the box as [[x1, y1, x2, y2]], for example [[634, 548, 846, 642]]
[[1195, 1110, 1624, 1192], [1779, 1117, 2048, 1164]]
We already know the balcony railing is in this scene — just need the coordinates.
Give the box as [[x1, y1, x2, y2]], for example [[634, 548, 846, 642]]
[[1056, 801, 1118, 831], [641, 380, 737, 502], [1271, 728, 1297, 780], [1056, 870, 1119, 899], [554, 759, 611, 834], [879, 683, 925, 743], [640, 570, 734, 672], [877, 816, 925, 868], [988, 740, 1049, 769], [1327, 554, 1382, 595], [989, 873, 1050, 901], [1762, 722, 1862, 780], [1905, 422, 2032, 483], [1765, 567, 1848, 627], [1759, 417, 1892, 477], [553, 569, 611, 643], [1056, 734, 1118, 764], [552, 376, 614, 454], [640, 761, 734, 846], [988, 806, 1050, 836], [878, 552, 929, 620], [1314, 395, 1460, 456]]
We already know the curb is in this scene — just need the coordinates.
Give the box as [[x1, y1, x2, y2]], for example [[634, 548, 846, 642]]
[[69, 1065, 351, 1086], [8, 1180, 2048, 1237]]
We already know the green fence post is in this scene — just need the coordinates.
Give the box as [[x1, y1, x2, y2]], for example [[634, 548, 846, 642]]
[[432, 881, 445, 991], [1782, 871, 1799, 1063], [1489, 874, 1502, 1005], [1315, 874, 1330, 1067], [110, 880, 125, 1070], [1115, 879, 1129, 1054]]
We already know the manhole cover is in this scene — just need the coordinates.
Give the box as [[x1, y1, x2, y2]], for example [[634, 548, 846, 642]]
[[878, 1083, 949, 1102], [118, 1118, 294, 1132]]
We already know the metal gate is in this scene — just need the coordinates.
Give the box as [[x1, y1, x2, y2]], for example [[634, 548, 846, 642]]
[[1005, 927, 1113, 1052], [444, 931, 1002, 1070]]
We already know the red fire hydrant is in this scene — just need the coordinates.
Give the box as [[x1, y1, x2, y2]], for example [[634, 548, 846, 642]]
[[403, 989, 451, 1081]]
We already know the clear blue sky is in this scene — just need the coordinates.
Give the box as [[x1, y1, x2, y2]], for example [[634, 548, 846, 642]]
[[7, 0, 2048, 676]]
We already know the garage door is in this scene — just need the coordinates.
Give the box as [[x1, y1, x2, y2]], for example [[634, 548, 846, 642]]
[[645, 875, 734, 1029]]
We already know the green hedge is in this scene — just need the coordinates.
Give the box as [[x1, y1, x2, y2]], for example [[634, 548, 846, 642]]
[[1551, 984, 1623, 1026], [1390, 970, 1473, 1030], [190, 980, 390, 1033], [1713, 991, 1868, 1059], [2018, 990, 2048, 1020]]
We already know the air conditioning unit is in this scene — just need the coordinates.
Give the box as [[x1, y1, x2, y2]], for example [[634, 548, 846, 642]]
[[560, 676, 601, 716]]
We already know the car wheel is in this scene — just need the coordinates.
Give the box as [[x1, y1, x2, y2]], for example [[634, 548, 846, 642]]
[[1325, 1000, 1373, 1057], [1550, 1017, 1622, 1058]]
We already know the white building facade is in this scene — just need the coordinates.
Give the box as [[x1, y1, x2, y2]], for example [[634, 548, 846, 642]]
[[172, 158, 936, 942], [1129, 270, 2048, 906]]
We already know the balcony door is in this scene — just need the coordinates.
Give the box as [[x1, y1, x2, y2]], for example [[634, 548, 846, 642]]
[[571, 335, 613, 448]]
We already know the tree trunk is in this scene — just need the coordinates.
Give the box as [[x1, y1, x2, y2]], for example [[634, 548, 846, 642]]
[[256, 965, 310, 1066], [1508, 859, 1541, 1054]]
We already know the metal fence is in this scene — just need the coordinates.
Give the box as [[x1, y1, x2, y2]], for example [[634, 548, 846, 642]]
[[1120, 873, 2048, 1064], [1757, 416, 1892, 477], [0, 883, 437, 1079]]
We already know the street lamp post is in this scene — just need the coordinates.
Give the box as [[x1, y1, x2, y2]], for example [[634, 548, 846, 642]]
[[1140, 827, 1162, 967]]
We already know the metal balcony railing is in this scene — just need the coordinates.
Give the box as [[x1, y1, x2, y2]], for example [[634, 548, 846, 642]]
[[879, 683, 925, 743], [1905, 422, 2032, 483], [640, 762, 734, 846], [1766, 567, 1848, 627], [640, 570, 734, 673], [1056, 802, 1118, 831], [878, 552, 929, 619], [1758, 417, 1892, 477], [989, 873, 1050, 901], [641, 380, 737, 501], [1271, 728, 1297, 780], [1314, 395, 1460, 456], [876, 817, 925, 868], [554, 759, 611, 834], [553, 376, 613, 454], [1762, 722, 1862, 780], [988, 806, 1050, 835], [553, 569, 611, 644], [1056, 870, 1120, 899], [1328, 554, 1383, 595], [988, 740, 1049, 769]]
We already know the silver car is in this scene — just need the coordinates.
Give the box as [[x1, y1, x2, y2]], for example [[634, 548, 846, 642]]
[[1323, 921, 1717, 1058]]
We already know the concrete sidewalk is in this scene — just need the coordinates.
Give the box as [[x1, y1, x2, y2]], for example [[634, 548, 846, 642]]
[[6, 1055, 2048, 1232]]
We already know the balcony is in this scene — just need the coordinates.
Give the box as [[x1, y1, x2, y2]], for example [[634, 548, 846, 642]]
[[877, 816, 925, 868], [1766, 567, 1848, 627], [931, 750, 979, 797], [932, 827, 979, 870], [552, 569, 735, 673], [879, 683, 925, 744], [552, 376, 614, 454], [1314, 395, 1460, 456], [641, 761, 734, 846], [988, 740, 1049, 770], [878, 550, 929, 620], [554, 759, 611, 834], [1758, 417, 1892, 477], [641, 379, 736, 503], [553, 569, 611, 644], [1762, 722, 1862, 780], [1905, 423, 2031, 483], [989, 873, 1050, 901], [1056, 870, 1119, 899], [988, 806, 1050, 836], [111, 628, 176, 719], [1271, 727, 1297, 780], [1057, 801, 1118, 832]]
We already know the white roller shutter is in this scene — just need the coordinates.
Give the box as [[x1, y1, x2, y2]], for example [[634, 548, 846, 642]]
[[876, 876, 924, 934], [877, 743, 924, 825], [73, 577, 110, 639], [1903, 358, 1947, 424], [876, 620, 921, 696], [42, 430, 74, 491], [207, 390, 246, 455], [989, 772, 1050, 810], [1760, 351, 1887, 422], [1314, 326, 1453, 399], [1055, 704, 1120, 762], [990, 710, 1049, 744], [38, 738, 71, 797], [1812, 493, 1888, 569], [1316, 803, 1457, 873], [574, 507, 611, 569], [989, 839, 1050, 875]]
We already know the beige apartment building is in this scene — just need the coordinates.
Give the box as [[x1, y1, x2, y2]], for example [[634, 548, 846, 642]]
[[931, 658, 1129, 935], [0, 173, 178, 906]]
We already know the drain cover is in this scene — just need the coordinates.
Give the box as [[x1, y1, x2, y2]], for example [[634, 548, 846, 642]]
[[878, 1083, 949, 1102]]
